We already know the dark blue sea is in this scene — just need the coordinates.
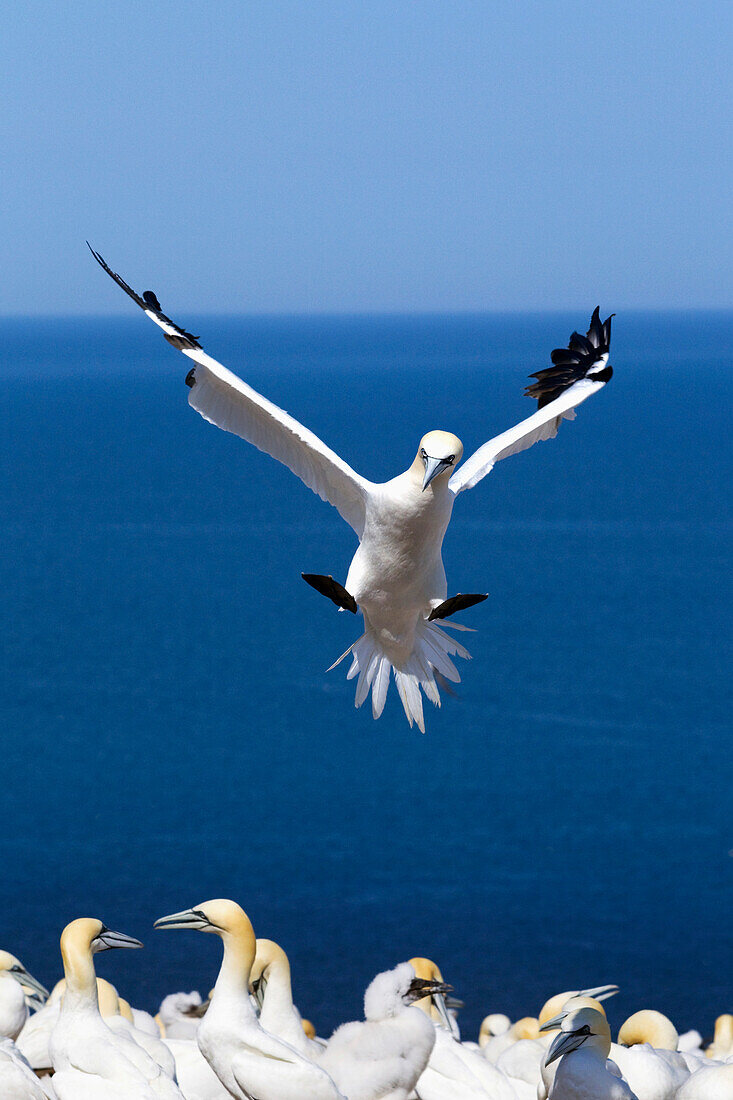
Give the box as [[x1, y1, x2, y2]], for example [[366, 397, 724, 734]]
[[1, 312, 731, 1039]]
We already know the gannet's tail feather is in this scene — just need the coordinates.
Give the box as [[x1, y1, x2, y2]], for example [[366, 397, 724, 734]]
[[328, 618, 472, 732]]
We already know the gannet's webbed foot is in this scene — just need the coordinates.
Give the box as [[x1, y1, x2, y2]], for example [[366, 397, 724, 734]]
[[302, 573, 358, 613], [428, 592, 488, 621]]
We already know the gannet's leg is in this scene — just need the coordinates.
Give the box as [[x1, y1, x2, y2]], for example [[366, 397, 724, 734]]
[[301, 573, 358, 613], [428, 593, 489, 621]]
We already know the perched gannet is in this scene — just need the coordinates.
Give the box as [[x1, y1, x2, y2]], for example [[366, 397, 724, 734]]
[[50, 918, 184, 1100], [537, 990, 620, 1100], [608, 1011, 692, 1100], [544, 1007, 638, 1099], [317, 962, 445, 1100], [250, 938, 321, 1056], [408, 958, 519, 1099], [0, 953, 49, 1042], [89, 246, 613, 731], [154, 899, 345, 1100]]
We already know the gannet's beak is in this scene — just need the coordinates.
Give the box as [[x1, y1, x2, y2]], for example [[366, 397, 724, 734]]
[[405, 976, 454, 1003], [540, 1013, 566, 1033], [96, 928, 143, 951], [183, 998, 210, 1018], [433, 989, 457, 1031], [13, 968, 50, 1002], [154, 908, 211, 932], [422, 456, 451, 491], [582, 984, 619, 1002], [545, 1026, 591, 1066]]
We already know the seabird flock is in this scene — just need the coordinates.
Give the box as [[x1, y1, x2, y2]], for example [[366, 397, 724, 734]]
[[2, 914, 730, 1099], [88, 245, 614, 732]]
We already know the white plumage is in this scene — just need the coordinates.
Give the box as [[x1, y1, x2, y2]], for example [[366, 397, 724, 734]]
[[317, 962, 438, 1100], [90, 247, 613, 730]]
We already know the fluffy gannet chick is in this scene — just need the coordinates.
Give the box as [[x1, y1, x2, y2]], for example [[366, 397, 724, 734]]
[[250, 938, 321, 1056], [610, 1011, 690, 1100], [317, 962, 443, 1100], [0, 953, 49, 1042], [154, 900, 345, 1100], [50, 918, 184, 1100], [544, 1007, 638, 1099], [158, 992, 204, 1040], [90, 248, 614, 731]]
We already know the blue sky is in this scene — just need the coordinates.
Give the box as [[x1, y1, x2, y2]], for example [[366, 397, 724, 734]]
[[2, 1, 730, 314]]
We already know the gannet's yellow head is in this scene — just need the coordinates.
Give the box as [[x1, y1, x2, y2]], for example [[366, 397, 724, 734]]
[[539, 985, 618, 1030], [0, 950, 49, 1004], [250, 938, 291, 1006], [414, 431, 463, 491], [618, 1009, 678, 1050], [407, 957, 454, 1028], [512, 1016, 541, 1040], [301, 1018, 316, 1040], [154, 898, 256, 980], [545, 1006, 612, 1067], [479, 1013, 511, 1046], [707, 1014, 733, 1058], [60, 919, 143, 964]]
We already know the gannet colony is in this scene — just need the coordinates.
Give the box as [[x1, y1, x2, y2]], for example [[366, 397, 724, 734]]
[[89, 246, 613, 732], [1, 907, 731, 1099]]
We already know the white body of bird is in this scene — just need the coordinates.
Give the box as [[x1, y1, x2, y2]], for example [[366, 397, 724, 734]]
[[49, 918, 184, 1100], [90, 247, 613, 731], [0, 1038, 47, 1100], [675, 1061, 733, 1099], [163, 1039, 232, 1100], [317, 962, 439, 1100], [154, 899, 345, 1100]]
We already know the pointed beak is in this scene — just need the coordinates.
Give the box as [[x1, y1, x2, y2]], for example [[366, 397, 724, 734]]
[[97, 929, 144, 951], [15, 969, 50, 1001], [581, 984, 618, 1002], [154, 909, 209, 932], [422, 456, 450, 491], [539, 1013, 566, 1033], [406, 976, 454, 1002], [183, 998, 210, 1018], [545, 1028, 589, 1067]]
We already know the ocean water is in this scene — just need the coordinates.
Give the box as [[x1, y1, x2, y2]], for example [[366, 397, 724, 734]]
[[1, 311, 731, 1039]]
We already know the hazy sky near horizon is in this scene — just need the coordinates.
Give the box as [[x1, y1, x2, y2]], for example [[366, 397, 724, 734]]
[[3, 1, 731, 315]]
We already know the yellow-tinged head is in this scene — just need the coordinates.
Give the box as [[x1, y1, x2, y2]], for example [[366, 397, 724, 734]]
[[512, 1016, 541, 1040], [479, 1013, 511, 1046], [154, 899, 256, 979], [618, 1010, 678, 1050], [412, 431, 463, 491], [0, 950, 49, 1004], [301, 1018, 316, 1040], [708, 1014, 733, 1058], [539, 985, 618, 1028], [250, 939, 291, 986]]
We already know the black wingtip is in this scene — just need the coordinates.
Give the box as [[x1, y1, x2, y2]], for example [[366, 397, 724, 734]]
[[302, 573, 358, 614], [525, 307, 614, 408], [143, 290, 162, 312]]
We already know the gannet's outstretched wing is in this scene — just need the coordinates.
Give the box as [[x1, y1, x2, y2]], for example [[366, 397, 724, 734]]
[[89, 246, 371, 535], [450, 308, 613, 495]]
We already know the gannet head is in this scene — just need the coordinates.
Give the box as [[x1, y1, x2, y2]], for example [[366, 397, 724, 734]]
[[539, 995, 612, 1035], [154, 899, 256, 971], [0, 950, 49, 1003], [539, 984, 618, 1029], [415, 431, 463, 491], [301, 1018, 316, 1039], [60, 918, 143, 962], [708, 1014, 733, 1058], [407, 957, 455, 1030], [618, 1009, 679, 1050], [545, 1006, 612, 1066], [512, 1016, 541, 1040], [250, 939, 290, 1006], [479, 1013, 511, 1045]]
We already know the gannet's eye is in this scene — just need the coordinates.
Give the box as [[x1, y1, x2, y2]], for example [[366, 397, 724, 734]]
[[420, 448, 428, 460], [447, 455, 455, 464]]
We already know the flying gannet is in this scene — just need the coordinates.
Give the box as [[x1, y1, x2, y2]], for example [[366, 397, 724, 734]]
[[89, 246, 613, 731]]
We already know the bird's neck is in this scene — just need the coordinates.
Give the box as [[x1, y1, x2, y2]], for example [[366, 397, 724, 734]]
[[59, 942, 99, 1015], [213, 931, 256, 1012]]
